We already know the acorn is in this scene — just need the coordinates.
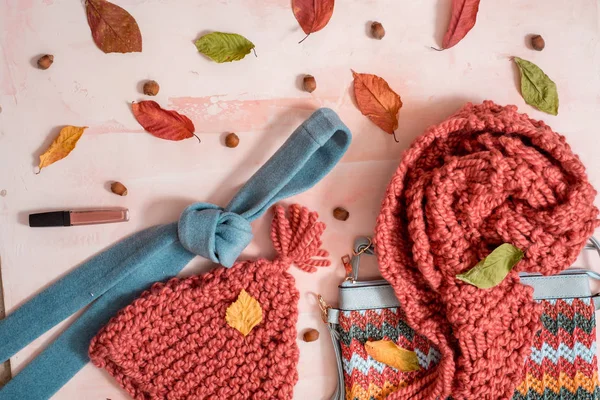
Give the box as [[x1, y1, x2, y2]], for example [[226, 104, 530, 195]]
[[143, 80, 160, 96], [111, 181, 128, 196], [303, 75, 317, 93], [371, 22, 385, 40], [37, 54, 54, 70], [531, 35, 545, 51], [303, 329, 320, 342], [333, 207, 349, 221], [225, 133, 239, 148]]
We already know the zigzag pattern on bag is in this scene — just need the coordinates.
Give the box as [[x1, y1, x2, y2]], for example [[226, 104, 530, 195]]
[[342, 342, 441, 376], [513, 375, 600, 400], [529, 342, 597, 365], [339, 323, 404, 346], [513, 298, 600, 400], [534, 327, 595, 350], [345, 381, 405, 400], [339, 298, 599, 400], [338, 308, 440, 400], [539, 298, 596, 336], [338, 308, 418, 343]]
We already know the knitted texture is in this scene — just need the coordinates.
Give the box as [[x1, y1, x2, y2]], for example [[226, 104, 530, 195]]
[[375, 101, 599, 399], [513, 298, 599, 400], [337, 299, 599, 400], [89, 204, 330, 400], [338, 308, 441, 400]]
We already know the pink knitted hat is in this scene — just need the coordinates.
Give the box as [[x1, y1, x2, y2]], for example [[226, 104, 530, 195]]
[[375, 101, 599, 399], [89, 204, 330, 399]]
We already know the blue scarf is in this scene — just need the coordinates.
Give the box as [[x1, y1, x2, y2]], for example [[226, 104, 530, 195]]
[[0, 108, 351, 399]]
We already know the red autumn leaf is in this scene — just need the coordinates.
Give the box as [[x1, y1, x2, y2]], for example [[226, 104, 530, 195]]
[[86, 0, 142, 53], [132, 101, 199, 142], [292, 0, 335, 43], [351, 71, 402, 140], [441, 0, 481, 49]]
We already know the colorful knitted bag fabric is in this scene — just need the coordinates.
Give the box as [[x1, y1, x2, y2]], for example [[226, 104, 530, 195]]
[[375, 101, 599, 399], [514, 297, 599, 399], [338, 307, 441, 400], [89, 204, 330, 399], [336, 288, 600, 400]]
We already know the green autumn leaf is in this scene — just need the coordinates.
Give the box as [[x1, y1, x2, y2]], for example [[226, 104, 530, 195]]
[[514, 57, 559, 115], [456, 244, 524, 289], [195, 32, 255, 63]]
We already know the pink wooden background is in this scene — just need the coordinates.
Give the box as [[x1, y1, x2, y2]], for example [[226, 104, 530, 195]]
[[1, 0, 600, 399]]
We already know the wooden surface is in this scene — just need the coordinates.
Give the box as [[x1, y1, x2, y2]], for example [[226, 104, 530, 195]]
[[0, 265, 11, 386], [1, 0, 600, 399]]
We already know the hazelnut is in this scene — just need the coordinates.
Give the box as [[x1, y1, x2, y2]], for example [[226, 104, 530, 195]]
[[143, 80, 160, 96], [531, 35, 545, 51], [303, 329, 320, 342], [371, 22, 385, 40], [303, 75, 317, 93], [333, 207, 349, 221], [111, 181, 128, 196], [37, 54, 54, 70], [225, 133, 239, 148]]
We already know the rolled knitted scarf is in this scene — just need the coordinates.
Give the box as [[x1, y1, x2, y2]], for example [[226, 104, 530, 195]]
[[375, 101, 599, 399]]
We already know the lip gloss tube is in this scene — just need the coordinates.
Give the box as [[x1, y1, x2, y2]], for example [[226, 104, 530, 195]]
[[29, 208, 129, 227]]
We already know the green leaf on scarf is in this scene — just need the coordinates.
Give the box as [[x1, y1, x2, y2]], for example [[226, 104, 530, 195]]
[[195, 32, 255, 63], [456, 244, 524, 289], [513, 57, 559, 115]]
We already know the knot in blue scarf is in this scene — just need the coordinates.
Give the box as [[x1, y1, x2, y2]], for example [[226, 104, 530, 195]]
[[178, 203, 252, 267]]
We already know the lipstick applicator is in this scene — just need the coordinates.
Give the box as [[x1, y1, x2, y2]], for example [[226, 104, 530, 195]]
[[29, 208, 129, 227]]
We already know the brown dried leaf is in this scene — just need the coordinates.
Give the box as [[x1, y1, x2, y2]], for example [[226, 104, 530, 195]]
[[352, 70, 402, 137], [38, 126, 88, 171], [85, 0, 142, 53], [226, 289, 262, 336], [365, 340, 420, 372]]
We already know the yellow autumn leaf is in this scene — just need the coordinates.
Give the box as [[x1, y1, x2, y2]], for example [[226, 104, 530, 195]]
[[225, 289, 262, 336], [38, 126, 88, 171], [365, 340, 421, 372]]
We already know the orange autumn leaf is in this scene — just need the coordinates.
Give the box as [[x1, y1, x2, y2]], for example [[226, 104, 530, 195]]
[[225, 289, 262, 336], [352, 70, 402, 139], [38, 126, 88, 172], [365, 340, 420, 372], [292, 0, 335, 43]]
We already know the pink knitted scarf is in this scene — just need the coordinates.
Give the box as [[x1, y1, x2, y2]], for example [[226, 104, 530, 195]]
[[89, 204, 329, 399], [375, 101, 599, 399]]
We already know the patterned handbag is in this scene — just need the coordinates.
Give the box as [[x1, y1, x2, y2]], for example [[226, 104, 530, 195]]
[[323, 237, 600, 400]]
